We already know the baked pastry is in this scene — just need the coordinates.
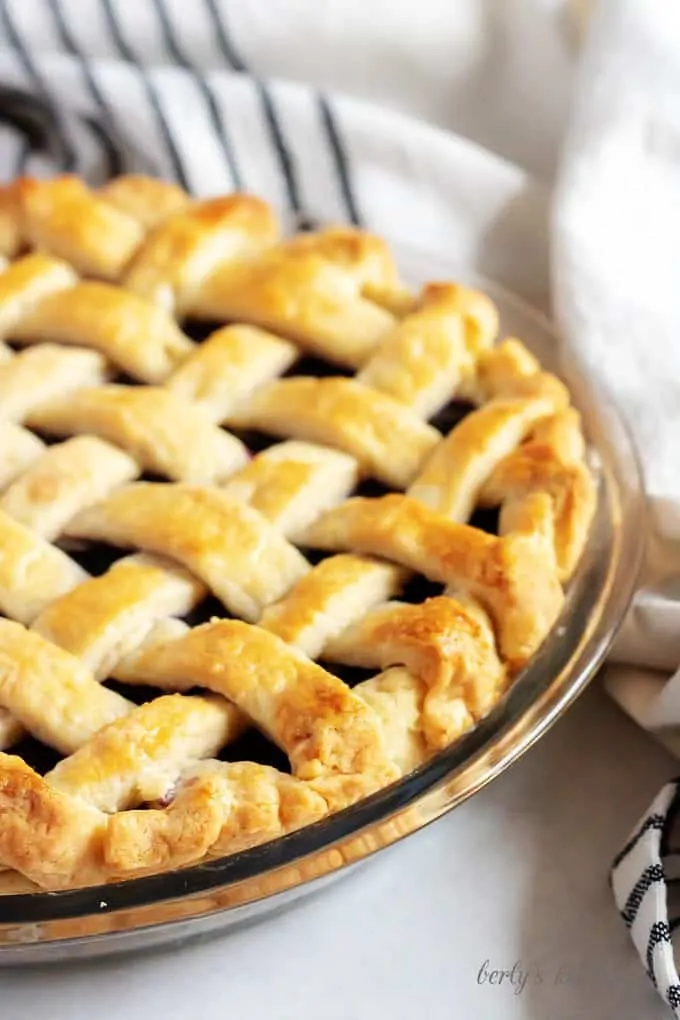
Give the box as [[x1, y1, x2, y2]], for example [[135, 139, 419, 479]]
[[0, 174, 596, 892]]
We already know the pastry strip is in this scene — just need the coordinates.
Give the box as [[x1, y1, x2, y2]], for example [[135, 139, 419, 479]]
[[0, 436, 138, 540], [66, 483, 310, 621], [304, 494, 564, 668], [167, 324, 297, 422], [221, 440, 360, 538], [0, 345, 108, 423], [32, 554, 207, 680], [228, 377, 440, 488], [9, 282, 194, 383], [191, 228, 398, 367], [0, 510, 88, 623], [27, 386, 248, 484], [124, 194, 278, 315], [260, 554, 408, 658], [0, 621, 131, 754], [408, 397, 555, 519], [113, 618, 398, 809]]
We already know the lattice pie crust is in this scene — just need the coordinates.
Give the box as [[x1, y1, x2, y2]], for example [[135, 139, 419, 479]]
[[0, 175, 596, 892]]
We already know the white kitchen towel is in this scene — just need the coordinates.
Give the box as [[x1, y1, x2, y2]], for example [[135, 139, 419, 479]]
[[0, 0, 678, 1011], [554, 0, 680, 676], [554, 3, 680, 1012]]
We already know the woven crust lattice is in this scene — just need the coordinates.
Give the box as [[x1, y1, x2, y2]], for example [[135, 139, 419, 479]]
[[0, 175, 596, 891]]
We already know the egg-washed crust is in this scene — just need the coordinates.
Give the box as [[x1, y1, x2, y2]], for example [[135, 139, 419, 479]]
[[0, 174, 596, 890], [227, 376, 440, 488], [303, 494, 565, 669], [27, 385, 249, 484]]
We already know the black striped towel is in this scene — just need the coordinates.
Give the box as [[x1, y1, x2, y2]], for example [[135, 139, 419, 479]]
[[612, 784, 680, 1014]]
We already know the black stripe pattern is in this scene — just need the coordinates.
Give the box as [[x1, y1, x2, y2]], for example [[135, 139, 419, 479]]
[[100, 0, 190, 188], [47, 0, 127, 178], [0, 0, 364, 231], [206, 0, 302, 215], [318, 93, 362, 226], [149, 0, 243, 189], [647, 921, 672, 985], [204, 0, 362, 228], [0, 3, 76, 172], [0, 84, 155, 182], [612, 812, 666, 870], [622, 863, 665, 927], [612, 780, 680, 1015], [661, 780, 680, 856]]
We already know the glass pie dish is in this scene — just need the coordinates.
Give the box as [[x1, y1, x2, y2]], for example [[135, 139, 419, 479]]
[[0, 239, 643, 964]]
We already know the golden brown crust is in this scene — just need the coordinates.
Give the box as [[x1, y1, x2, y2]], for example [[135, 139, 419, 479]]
[[221, 440, 359, 538], [260, 553, 407, 657], [27, 385, 248, 483], [480, 438, 597, 580], [0, 709, 26, 752], [0, 252, 78, 338], [465, 337, 570, 408], [357, 291, 473, 417], [408, 397, 554, 520], [0, 174, 595, 891], [325, 596, 506, 750], [0, 510, 88, 623], [10, 282, 194, 383], [355, 668, 429, 774], [304, 494, 564, 667], [191, 229, 398, 367], [0, 621, 132, 754], [32, 554, 206, 679], [0, 436, 138, 539], [114, 618, 398, 808], [529, 407, 586, 464], [66, 483, 310, 620], [105, 762, 328, 879], [419, 282, 499, 355], [283, 226, 400, 289], [166, 324, 297, 422], [47, 694, 246, 811], [0, 752, 327, 889], [0, 754, 108, 890], [98, 175, 191, 229], [228, 377, 440, 488], [0, 422, 44, 489], [124, 195, 278, 314], [17, 176, 144, 280], [0, 344, 108, 424], [0, 870, 39, 894]]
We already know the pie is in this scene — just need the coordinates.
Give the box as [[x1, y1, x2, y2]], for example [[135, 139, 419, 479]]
[[0, 174, 596, 892]]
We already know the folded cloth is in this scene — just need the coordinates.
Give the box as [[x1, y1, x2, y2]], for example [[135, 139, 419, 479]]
[[0, 0, 678, 1010], [554, 0, 680, 1011]]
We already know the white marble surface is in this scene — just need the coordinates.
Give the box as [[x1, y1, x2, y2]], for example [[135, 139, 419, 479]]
[[1, 684, 672, 1020]]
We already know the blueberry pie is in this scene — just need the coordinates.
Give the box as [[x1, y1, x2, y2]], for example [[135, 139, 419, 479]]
[[0, 175, 596, 891]]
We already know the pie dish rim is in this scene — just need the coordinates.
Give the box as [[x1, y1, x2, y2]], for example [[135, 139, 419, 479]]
[[0, 244, 644, 958]]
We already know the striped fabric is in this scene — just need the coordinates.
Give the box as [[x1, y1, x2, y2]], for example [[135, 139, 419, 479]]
[[611, 782, 680, 1015], [0, 0, 551, 308], [0, 0, 362, 229]]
